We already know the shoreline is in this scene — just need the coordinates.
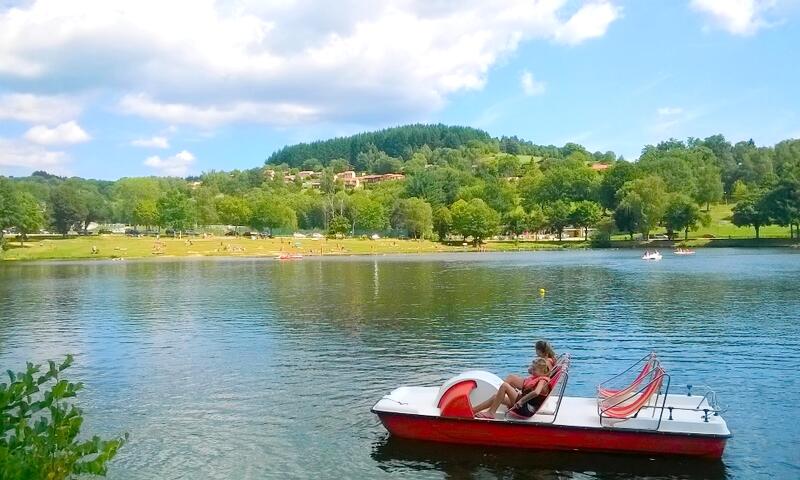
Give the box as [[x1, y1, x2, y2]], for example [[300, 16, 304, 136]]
[[1, 235, 797, 263]]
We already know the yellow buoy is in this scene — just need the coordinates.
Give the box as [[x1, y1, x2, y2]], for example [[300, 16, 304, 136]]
[[539, 288, 546, 295]]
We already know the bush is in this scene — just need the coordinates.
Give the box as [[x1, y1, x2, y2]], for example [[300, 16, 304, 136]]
[[96, 228, 113, 235], [0, 238, 8, 251], [0, 355, 126, 480], [590, 217, 616, 247]]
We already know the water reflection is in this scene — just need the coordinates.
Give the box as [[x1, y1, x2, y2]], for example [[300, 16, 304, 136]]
[[1, 250, 799, 479], [372, 436, 728, 480]]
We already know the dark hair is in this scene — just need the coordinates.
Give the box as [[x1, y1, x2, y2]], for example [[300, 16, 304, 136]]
[[535, 340, 556, 359]]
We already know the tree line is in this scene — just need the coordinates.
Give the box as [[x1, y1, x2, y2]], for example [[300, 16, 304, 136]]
[[2, 126, 800, 250]]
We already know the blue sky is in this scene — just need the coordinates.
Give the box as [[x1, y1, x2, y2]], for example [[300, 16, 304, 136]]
[[0, 0, 798, 180]]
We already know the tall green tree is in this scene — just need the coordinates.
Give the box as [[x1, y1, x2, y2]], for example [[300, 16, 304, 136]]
[[663, 194, 704, 240], [216, 195, 251, 234], [391, 197, 433, 239], [732, 193, 771, 239], [569, 200, 602, 240], [348, 192, 387, 233], [504, 206, 527, 238], [694, 165, 724, 211], [615, 176, 668, 240], [450, 198, 500, 245], [49, 183, 87, 236], [157, 190, 194, 235], [12, 192, 44, 244], [544, 200, 572, 241], [250, 195, 298, 233], [1, 178, 17, 245], [432, 205, 452, 241]]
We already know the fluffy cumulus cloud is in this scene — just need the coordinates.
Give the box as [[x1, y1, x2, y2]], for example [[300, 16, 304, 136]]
[[0, 139, 68, 171], [0, 93, 82, 124], [520, 70, 546, 96], [690, 0, 775, 35], [24, 121, 90, 145], [144, 150, 196, 176], [131, 136, 170, 149], [0, 0, 621, 127]]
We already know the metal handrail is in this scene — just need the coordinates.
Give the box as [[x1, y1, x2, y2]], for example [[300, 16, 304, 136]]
[[597, 352, 658, 392], [598, 370, 671, 430]]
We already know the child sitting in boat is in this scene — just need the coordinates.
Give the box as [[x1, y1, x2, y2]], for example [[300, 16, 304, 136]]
[[503, 340, 557, 390], [474, 358, 551, 419]]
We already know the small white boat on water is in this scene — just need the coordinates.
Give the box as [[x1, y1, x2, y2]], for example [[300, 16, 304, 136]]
[[674, 248, 696, 256], [642, 251, 662, 261]]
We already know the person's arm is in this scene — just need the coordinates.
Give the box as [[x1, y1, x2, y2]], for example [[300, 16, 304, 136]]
[[514, 381, 548, 408]]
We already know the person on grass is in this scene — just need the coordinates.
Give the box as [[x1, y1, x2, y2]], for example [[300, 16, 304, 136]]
[[473, 358, 551, 419]]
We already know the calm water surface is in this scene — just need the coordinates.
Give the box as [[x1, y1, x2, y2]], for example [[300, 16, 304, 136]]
[[1, 249, 799, 479]]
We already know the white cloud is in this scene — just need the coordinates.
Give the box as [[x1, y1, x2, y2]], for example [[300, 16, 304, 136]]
[[555, 1, 621, 45], [0, 138, 69, 172], [24, 121, 90, 145], [0, 1, 621, 126], [144, 150, 195, 176], [120, 94, 319, 128], [690, 0, 775, 35], [520, 70, 546, 96], [131, 136, 170, 149], [0, 93, 82, 124], [657, 107, 684, 116]]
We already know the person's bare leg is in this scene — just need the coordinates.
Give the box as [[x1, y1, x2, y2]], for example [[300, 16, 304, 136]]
[[504, 374, 523, 390], [486, 383, 518, 416], [474, 382, 518, 414]]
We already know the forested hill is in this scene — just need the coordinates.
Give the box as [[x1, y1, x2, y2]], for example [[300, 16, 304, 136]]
[[266, 124, 493, 169]]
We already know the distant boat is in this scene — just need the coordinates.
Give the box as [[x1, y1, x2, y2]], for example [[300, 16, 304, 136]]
[[277, 253, 303, 260], [674, 248, 695, 256], [642, 251, 662, 261]]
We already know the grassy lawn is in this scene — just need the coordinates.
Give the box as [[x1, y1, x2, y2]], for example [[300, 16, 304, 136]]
[[640, 203, 791, 240], [0, 235, 465, 261], [1, 203, 795, 262]]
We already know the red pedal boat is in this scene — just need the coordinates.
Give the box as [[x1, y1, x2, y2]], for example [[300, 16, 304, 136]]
[[372, 353, 730, 459]]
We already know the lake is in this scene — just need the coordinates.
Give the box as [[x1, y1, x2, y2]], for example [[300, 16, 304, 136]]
[[1, 249, 799, 479]]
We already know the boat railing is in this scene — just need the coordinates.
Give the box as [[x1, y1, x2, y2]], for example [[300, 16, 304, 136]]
[[597, 352, 659, 398], [662, 385, 727, 421], [598, 368, 671, 430]]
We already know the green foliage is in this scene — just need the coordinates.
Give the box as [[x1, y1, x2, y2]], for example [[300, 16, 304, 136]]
[[0, 355, 126, 480], [615, 176, 668, 240], [732, 193, 771, 239], [432, 205, 452, 241], [348, 192, 387, 233], [694, 165, 724, 210], [450, 198, 500, 245], [503, 206, 527, 238], [249, 194, 298, 233], [569, 200, 602, 240], [544, 200, 572, 240], [132, 199, 159, 228], [157, 190, 195, 233], [391, 197, 433, 239], [216, 195, 251, 231], [663, 194, 705, 240], [49, 183, 87, 236], [590, 217, 616, 246], [267, 124, 493, 167], [328, 214, 351, 237]]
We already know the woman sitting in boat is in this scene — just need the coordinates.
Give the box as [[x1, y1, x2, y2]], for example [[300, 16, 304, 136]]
[[473, 358, 551, 419], [503, 340, 557, 390]]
